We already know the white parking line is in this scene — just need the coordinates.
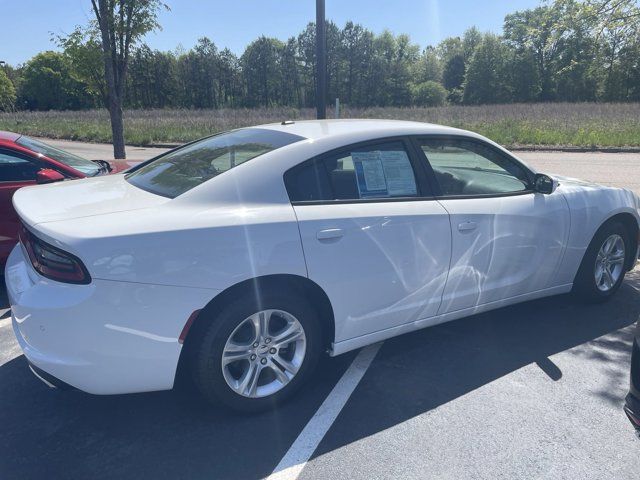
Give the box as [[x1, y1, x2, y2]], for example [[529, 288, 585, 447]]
[[267, 342, 382, 480], [0, 315, 12, 329]]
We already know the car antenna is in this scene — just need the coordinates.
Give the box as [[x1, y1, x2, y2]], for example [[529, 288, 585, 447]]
[[281, 120, 295, 125]]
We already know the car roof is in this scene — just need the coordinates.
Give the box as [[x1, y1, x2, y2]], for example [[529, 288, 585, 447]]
[[0, 130, 21, 142], [256, 119, 468, 141]]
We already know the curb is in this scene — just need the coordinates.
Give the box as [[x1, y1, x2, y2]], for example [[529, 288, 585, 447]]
[[509, 145, 640, 153]]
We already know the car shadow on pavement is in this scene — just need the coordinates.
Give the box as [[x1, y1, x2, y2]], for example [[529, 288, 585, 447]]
[[0, 274, 639, 480], [311, 272, 640, 462]]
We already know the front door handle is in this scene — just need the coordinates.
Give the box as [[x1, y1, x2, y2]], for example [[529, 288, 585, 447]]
[[457, 221, 477, 232], [317, 228, 344, 241]]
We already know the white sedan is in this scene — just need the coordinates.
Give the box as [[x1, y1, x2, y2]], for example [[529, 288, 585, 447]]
[[5, 120, 640, 411]]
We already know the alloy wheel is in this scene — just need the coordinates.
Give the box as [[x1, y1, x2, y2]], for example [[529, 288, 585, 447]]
[[594, 233, 625, 292], [221, 309, 306, 398]]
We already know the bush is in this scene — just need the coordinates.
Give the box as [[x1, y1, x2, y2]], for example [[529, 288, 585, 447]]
[[412, 81, 447, 107], [0, 70, 16, 111]]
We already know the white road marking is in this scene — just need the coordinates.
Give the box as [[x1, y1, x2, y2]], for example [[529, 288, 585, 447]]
[[267, 342, 382, 480], [0, 342, 21, 367]]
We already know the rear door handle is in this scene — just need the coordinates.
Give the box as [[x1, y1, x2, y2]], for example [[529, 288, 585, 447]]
[[317, 228, 344, 241], [457, 221, 477, 232]]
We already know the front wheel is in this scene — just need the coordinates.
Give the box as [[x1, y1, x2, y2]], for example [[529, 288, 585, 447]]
[[573, 221, 630, 302], [191, 291, 322, 412]]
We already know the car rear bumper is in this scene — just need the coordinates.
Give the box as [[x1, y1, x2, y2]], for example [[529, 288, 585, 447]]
[[5, 244, 218, 395]]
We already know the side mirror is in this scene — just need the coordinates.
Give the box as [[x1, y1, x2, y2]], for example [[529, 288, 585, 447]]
[[534, 173, 558, 195], [36, 168, 65, 185]]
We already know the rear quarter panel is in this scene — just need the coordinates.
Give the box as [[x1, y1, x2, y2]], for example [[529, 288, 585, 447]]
[[34, 202, 308, 292]]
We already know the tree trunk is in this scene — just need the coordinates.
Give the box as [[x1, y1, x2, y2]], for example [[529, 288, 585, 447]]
[[109, 95, 126, 159], [93, 0, 127, 159]]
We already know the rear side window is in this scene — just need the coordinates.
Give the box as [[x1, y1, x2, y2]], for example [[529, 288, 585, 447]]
[[285, 141, 419, 202], [126, 128, 304, 198], [0, 150, 42, 182]]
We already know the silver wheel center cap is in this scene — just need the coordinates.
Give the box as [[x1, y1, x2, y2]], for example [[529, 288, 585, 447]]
[[257, 345, 269, 355]]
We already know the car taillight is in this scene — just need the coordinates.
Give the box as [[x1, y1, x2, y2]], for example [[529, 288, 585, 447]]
[[19, 225, 91, 284]]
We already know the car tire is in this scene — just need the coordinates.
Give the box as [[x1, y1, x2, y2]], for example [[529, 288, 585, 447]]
[[573, 221, 630, 303], [191, 288, 322, 412]]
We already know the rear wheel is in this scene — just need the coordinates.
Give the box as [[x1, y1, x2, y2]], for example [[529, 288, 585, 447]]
[[573, 221, 630, 302], [191, 290, 322, 411]]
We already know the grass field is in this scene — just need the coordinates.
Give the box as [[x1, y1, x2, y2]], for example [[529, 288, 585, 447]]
[[1, 103, 639, 148]]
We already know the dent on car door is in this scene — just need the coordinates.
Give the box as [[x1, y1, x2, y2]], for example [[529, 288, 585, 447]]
[[0, 150, 42, 263], [415, 137, 570, 313], [285, 139, 452, 343]]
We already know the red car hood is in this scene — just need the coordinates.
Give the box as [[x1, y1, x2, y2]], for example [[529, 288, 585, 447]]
[[104, 159, 142, 174]]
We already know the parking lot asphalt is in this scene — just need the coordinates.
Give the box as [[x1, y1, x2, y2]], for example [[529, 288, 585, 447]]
[[1, 142, 640, 479], [1, 272, 639, 479]]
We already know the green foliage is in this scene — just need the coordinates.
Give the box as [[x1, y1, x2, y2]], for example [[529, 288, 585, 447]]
[[241, 37, 286, 107], [442, 54, 465, 91], [55, 26, 105, 104], [463, 35, 512, 104], [0, 69, 16, 111], [412, 81, 447, 107], [6, 0, 640, 113], [18, 52, 93, 110]]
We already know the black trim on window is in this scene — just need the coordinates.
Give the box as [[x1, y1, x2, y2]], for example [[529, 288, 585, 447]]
[[409, 134, 536, 199], [284, 136, 436, 205]]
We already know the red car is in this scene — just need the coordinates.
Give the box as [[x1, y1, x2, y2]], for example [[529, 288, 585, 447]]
[[0, 131, 138, 267]]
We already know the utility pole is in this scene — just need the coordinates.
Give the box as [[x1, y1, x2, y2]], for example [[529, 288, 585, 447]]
[[315, 0, 327, 119]]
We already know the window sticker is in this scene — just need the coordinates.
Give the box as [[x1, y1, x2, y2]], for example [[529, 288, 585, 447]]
[[380, 151, 417, 196], [352, 151, 388, 198], [352, 149, 417, 198]]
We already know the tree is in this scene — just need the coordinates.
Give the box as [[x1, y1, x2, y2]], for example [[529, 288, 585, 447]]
[[417, 46, 443, 84], [241, 37, 284, 107], [19, 52, 92, 110], [442, 54, 465, 91], [412, 81, 447, 106], [463, 34, 512, 104], [0, 69, 16, 111], [339, 22, 375, 106], [56, 26, 106, 106], [90, 0, 168, 158]]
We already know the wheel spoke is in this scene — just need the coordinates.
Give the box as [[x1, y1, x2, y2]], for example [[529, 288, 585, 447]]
[[603, 267, 614, 289], [609, 252, 625, 264], [603, 237, 615, 254], [248, 313, 262, 341], [237, 362, 261, 396], [271, 322, 304, 347], [273, 355, 299, 376], [222, 343, 253, 365], [259, 311, 270, 339], [267, 358, 290, 385]]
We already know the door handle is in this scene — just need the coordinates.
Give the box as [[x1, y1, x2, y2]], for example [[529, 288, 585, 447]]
[[457, 221, 477, 232], [317, 228, 344, 241]]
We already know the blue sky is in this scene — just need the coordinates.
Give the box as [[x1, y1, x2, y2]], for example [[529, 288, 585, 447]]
[[0, 0, 540, 65]]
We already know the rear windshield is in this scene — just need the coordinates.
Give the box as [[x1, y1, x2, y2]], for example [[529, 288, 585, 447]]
[[16, 135, 101, 176], [126, 128, 304, 198]]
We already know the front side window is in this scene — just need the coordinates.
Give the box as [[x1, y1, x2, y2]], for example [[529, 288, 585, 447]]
[[16, 136, 100, 176], [0, 150, 41, 182], [126, 128, 304, 198], [418, 138, 530, 196], [285, 141, 419, 202]]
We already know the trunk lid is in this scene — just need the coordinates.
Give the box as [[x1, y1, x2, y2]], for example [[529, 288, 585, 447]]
[[13, 174, 169, 226]]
